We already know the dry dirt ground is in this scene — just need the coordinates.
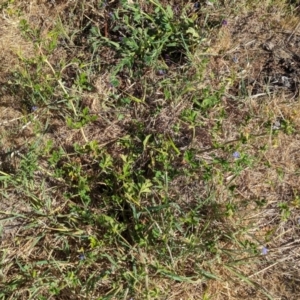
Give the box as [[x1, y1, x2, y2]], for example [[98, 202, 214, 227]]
[[201, 4, 300, 299], [1, 1, 300, 299]]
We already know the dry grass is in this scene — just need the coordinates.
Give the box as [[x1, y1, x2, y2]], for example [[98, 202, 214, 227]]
[[1, 0, 300, 299]]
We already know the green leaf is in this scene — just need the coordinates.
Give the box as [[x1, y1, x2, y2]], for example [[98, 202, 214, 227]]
[[158, 269, 199, 283], [166, 5, 174, 19], [199, 269, 219, 280], [186, 27, 199, 38], [139, 179, 153, 195], [168, 136, 180, 155], [143, 134, 152, 151], [101, 37, 120, 50]]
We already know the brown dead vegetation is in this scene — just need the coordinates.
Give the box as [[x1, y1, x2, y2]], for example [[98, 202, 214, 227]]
[[1, 0, 300, 299]]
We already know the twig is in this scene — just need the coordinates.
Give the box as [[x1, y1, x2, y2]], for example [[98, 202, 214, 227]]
[[287, 21, 300, 43]]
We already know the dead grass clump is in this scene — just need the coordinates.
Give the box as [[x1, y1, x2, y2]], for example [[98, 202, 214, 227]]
[[203, 93, 300, 299], [0, 16, 34, 74]]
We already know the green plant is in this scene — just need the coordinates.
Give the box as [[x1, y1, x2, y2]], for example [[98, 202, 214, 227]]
[[89, 1, 201, 79], [1, 0, 299, 299], [66, 107, 97, 129]]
